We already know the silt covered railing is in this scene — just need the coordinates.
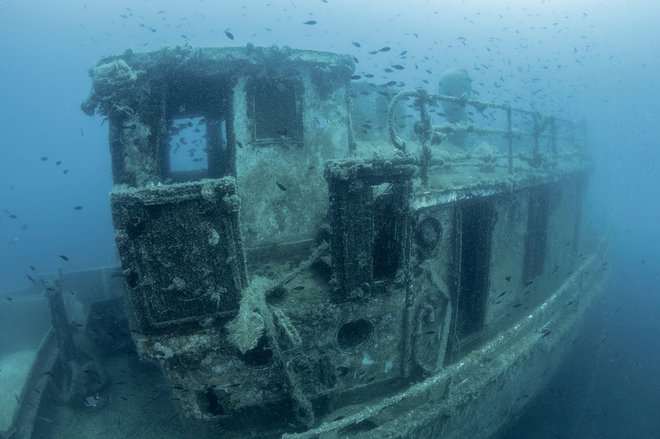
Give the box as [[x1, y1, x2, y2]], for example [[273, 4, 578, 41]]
[[387, 89, 587, 186]]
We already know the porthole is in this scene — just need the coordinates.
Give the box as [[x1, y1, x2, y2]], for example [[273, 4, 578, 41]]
[[238, 335, 273, 368], [415, 216, 442, 258], [336, 319, 374, 351]]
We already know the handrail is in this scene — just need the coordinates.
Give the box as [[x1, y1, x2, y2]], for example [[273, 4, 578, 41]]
[[387, 89, 584, 183]]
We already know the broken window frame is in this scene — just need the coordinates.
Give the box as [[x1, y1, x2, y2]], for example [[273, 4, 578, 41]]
[[162, 76, 234, 183], [325, 158, 415, 301]]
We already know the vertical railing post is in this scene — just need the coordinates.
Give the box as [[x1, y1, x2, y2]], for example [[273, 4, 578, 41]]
[[417, 89, 432, 187]]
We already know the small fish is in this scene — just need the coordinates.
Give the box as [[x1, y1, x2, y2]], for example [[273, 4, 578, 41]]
[[512, 303, 522, 308], [352, 41, 361, 47], [276, 181, 287, 191], [224, 29, 234, 40], [505, 276, 511, 282], [386, 80, 397, 86], [303, 20, 317, 25], [40, 156, 48, 161], [351, 74, 362, 80], [392, 64, 404, 70], [5, 297, 13, 301], [84, 394, 101, 408], [63, 169, 69, 174], [497, 291, 507, 298], [293, 286, 305, 290], [378, 46, 391, 52], [26, 273, 36, 284], [59, 255, 70, 261], [73, 205, 83, 211], [364, 73, 374, 78], [29, 265, 36, 271]]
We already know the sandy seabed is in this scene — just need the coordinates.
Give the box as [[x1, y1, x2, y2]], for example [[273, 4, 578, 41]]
[[0, 349, 37, 431]]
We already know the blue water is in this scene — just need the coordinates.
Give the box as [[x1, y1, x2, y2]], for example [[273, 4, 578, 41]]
[[1, 1, 659, 437]]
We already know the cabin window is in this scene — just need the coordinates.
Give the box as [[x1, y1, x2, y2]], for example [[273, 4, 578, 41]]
[[167, 116, 229, 182], [523, 187, 551, 282], [373, 184, 400, 280], [251, 77, 303, 143], [168, 116, 210, 174], [455, 200, 494, 338], [165, 77, 232, 182]]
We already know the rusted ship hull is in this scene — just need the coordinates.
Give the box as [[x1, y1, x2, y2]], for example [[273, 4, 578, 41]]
[[1, 250, 604, 439], [1, 44, 605, 439], [284, 251, 605, 438]]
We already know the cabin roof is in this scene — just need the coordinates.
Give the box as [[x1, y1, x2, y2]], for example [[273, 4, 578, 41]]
[[81, 44, 355, 117]]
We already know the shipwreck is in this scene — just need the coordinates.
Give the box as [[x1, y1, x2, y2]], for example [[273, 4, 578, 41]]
[[0, 45, 606, 439]]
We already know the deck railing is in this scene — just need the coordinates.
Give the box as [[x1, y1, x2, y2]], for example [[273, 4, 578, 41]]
[[387, 89, 587, 185]]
